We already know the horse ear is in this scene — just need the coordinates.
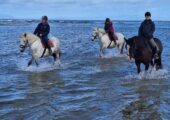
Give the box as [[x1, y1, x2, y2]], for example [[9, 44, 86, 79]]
[[93, 28, 97, 31], [24, 33, 27, 38]]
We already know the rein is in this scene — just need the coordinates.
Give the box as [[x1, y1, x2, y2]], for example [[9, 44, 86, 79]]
[[20, 38, 38, 51], [107, 41, 112, 48]]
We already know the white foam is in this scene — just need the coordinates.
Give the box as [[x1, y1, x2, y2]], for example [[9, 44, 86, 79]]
[[16, 57, 60, 72], [124, 69, 168, 80], [20, 62, 60, 72]]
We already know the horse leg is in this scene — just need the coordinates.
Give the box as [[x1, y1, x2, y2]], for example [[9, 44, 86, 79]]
[[53, 50, 61, 65], [150, 60, 154, 66], [35, 60, 39, 67], [135, 61, 141, 74], [28, 56, 39, 67], [100, 47, 104, 58], [32, 56, 39, 67], [27, 58, 33, 67], [118, 43, 124, 56], [145, 64, 149, 71], [159, 56, 162, 69], [158, 53, 162, 69], [52, 53, 57, 61], [155, 56, 162, 70]]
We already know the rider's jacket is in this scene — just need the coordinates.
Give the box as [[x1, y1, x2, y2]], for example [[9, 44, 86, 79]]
[[138, 19, 155, 40], [34, 22, 50, 41]]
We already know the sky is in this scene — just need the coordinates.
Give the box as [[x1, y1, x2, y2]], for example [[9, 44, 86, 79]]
[[0, 0, 169, 20]]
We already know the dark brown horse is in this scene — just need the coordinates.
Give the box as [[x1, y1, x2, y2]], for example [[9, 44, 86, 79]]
[[126, 36, 163, 74]]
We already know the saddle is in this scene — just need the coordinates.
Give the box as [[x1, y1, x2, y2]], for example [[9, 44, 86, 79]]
[[40, 39, 54, 58], [113, 35, 118, 41], [141, 38, 157, 57], [41, 40, 54, 48], [108, 34, 118, 42]]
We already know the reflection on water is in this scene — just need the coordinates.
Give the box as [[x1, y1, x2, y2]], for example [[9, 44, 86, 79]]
[[0, 72, 65, 120], [122, 79, 170, 120]]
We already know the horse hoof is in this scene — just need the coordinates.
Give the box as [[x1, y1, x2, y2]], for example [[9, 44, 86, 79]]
[[100, 55, 104, 58], [118, 54, 123, 57], [54, 61, 61, 66]]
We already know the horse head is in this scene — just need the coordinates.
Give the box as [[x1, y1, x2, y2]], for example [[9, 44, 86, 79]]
[[91, 28, 106, 41], [20, 33, 28, 52], [20, 32, 39, 53], [91, 28, 99, 41], [126, 36, 138, 60]]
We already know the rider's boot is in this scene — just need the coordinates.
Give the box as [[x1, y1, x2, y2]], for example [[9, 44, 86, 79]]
[[114, 40, 117, 45], [45, 41, 52, 55], [153, 47, 159, 59], [150, 38, 159, 59]]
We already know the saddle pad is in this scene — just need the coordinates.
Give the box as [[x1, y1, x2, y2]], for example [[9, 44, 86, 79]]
[[113, 35, 118, 41], [41, 40, 54, 48]]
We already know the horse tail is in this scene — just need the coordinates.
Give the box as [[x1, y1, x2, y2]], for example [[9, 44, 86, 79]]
[[124, 37, 128, 42], [121, 40, 125, 54], [124, 37, 128, 50]]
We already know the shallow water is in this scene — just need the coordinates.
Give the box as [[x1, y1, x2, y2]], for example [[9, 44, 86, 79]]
[[0, 20, 170, 120]]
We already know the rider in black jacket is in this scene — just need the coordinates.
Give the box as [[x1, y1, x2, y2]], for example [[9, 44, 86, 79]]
[[138, 12, 159, 59], [34, 16, 52, 54]]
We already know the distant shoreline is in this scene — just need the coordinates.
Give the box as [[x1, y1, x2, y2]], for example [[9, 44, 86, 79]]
[[0, 19, 170, 22]]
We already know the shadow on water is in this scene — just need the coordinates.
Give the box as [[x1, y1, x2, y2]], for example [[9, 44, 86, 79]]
[[122, 78, 170, 120]]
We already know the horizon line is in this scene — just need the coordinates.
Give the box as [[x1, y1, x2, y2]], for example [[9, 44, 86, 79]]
[[0, 18, 170, 22]]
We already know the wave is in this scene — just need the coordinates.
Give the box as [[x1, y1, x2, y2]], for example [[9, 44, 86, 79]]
[[0, 19, 14, 22]]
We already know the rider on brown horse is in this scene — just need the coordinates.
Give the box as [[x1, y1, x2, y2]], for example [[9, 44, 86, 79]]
[[138, 12, 159, 59]]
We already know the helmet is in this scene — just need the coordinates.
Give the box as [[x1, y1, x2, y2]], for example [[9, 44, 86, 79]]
[[145, 12, 151, 17], [42, 16, 48, 21], [105, 18, 111, 23]]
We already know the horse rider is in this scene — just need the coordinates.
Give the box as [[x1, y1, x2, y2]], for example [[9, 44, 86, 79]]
[[34, 15, 52, 54], [138, 12, 159, 59], [104, 18, 117, 45]]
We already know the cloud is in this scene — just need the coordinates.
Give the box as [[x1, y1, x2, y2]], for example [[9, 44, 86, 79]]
[[0, 0, 169, 20], [0, 0, 148, 5]]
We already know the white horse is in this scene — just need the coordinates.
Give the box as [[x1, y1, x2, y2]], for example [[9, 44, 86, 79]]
[[19, 32, 61, 67], [91, 28, 126, 57]]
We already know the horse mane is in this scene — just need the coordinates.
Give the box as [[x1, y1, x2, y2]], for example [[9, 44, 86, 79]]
[[127, 36, 138, 45], [24, 32, 41, 42], [128, 36, 150, 49], [98, 28, 106, 34]]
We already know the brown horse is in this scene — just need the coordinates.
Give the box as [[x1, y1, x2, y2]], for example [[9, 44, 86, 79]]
[[126, 36, 163, 74]]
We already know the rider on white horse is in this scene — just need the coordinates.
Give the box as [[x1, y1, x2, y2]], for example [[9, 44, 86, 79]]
[[34, 15, 52, 55], [91, 28, 125, 57], [104, 18, 117, 45]]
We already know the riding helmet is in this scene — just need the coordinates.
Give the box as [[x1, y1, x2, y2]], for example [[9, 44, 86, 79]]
[[145, 12, 151, 17], [42, 16, 48, 21]]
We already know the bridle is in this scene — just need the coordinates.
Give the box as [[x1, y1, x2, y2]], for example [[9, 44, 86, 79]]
[[20, 37, 37, 50], [92, 30, 99, 40], [92, 34, 97, 40], [20, 40, 28, 50]]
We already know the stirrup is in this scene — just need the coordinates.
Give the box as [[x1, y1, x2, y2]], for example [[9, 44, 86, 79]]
[[114, 41, 117, 45], [48, 48, 52, 55]]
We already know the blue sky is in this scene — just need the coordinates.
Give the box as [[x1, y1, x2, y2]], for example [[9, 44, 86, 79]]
[[0, 0, 169, 20]]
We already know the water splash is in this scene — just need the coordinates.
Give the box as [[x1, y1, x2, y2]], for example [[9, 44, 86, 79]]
[[20, 63, 60, 72], [16, 57, 60, 72], [124, 69, 168, 80]]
